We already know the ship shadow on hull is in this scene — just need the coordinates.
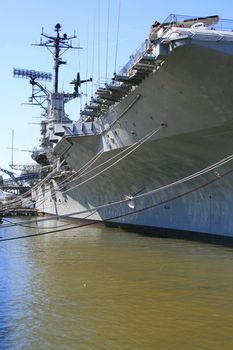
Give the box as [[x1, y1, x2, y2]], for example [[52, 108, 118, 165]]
[[104, 220, 233, 248]]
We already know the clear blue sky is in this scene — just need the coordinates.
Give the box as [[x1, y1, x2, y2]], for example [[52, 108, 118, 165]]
[[0, 0, 232, 175]]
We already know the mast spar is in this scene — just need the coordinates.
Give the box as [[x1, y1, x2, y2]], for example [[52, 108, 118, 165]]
[[38, 23, 81, 93], [13, 24, 93, 168]]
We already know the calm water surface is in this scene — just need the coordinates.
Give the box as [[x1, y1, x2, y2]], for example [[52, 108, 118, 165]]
[[0, 218, 233, 350]]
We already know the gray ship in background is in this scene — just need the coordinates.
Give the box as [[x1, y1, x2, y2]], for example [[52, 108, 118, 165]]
[[12, 14, 233, 244]]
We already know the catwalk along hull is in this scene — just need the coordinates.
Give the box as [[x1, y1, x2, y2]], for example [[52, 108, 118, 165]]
[[35, 32, 233, 242]]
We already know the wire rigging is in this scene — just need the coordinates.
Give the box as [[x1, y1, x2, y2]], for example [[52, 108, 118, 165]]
[[77, 39, 82, 112], [2, 149, 233, 234], [91, 16, 96, 97], [1, 125, 162, 211], [114, 0, 121, 74], [85, 21, 89, 106], [105, 0, 110, 83], [98, 0, 101, 86], [2, 164, 233, 242]]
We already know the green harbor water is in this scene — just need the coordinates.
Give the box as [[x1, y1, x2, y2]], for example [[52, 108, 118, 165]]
[[0, 218, 233, 350]]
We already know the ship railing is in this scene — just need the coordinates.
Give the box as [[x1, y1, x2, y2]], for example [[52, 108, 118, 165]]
[[162, 14, 233, 32], [118, 14, 233, 78], [118, 40, 151, 77], [161, 26, 232, 43]]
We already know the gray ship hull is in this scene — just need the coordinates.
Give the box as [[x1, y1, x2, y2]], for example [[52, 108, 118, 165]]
[[36, 124, 233, 239], [34, 21, 233, 243]]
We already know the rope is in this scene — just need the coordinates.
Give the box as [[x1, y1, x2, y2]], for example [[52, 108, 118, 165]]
[[32, 147, 233, 210], [1, 149, 233, 231], [28, 126, 161, 210], [1, 148, 104, 210], [3, 125, 162, 212], [61, 127, 162, 194], [135, 153, 233, 201], [55, 126, 160, 195], [22, 128, 154, 209], [1, 165, 233, 242], [0, 126, 163, 226], [58, 151, 104, 189]]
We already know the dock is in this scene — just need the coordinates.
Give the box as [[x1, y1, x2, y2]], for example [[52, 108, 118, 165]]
[[2, 208, 41, 217]]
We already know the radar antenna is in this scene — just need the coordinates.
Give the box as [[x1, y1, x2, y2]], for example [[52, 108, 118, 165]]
[[13, 68, 51, 108], [33, 23, 82, 93]]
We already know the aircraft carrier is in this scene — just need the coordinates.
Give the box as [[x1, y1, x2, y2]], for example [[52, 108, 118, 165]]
[[13, 14, 233, 244]]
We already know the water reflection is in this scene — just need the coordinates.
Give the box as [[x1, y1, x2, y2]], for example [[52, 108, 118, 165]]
[[0, 218, 233, 349]]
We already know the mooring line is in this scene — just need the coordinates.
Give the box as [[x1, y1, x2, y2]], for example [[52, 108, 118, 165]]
[[1, 166, 233, 242]]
